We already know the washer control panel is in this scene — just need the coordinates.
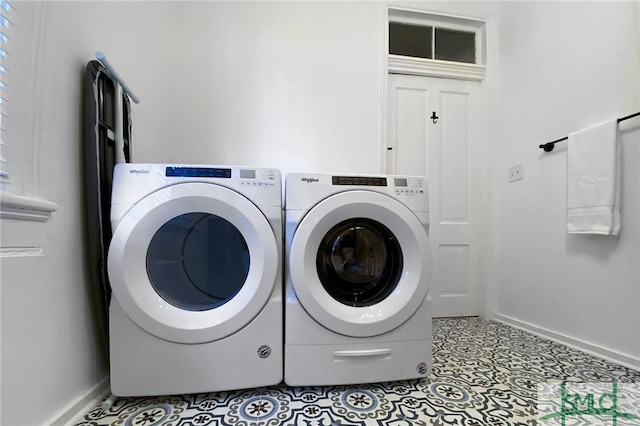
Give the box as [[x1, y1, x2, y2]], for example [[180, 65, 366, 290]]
[[393, 177, 426, 196], [332, 176, 387, 186]]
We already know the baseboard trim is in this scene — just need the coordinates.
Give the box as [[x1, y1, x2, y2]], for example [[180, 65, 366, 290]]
[[493, 313, 640, 372], [46, 376, 110, 426]]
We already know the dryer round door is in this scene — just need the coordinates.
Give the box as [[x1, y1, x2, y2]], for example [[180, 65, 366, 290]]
[[289, 190, 432, 338], [108, 182, 278, 344]]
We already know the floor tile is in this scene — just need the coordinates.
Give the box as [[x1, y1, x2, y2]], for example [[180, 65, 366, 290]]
[[74, 318, 640, 426]]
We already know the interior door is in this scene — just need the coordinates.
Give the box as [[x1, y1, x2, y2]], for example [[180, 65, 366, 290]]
[[386, 74, 481, 317]]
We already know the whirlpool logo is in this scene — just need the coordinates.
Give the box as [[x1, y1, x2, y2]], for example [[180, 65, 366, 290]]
[[301, 177, 319, 183], [129, 169, 150, 175]]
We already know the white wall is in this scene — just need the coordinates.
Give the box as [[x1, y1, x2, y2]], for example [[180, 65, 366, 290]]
[[125, 1, 383, 175], [491, 1, 640, 365], [2, 3, 112, 426], [1, 2, 384, 425]]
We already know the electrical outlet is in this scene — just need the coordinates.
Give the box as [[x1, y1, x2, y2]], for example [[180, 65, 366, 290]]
[[508, 163, 524, 183]]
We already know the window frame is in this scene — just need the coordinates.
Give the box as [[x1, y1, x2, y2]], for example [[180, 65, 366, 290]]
[[0, 0, 12, 190], [0, 0, 57, 222], [387, 7, 487, 82]]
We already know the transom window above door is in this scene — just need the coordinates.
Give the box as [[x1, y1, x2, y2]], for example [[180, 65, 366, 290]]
[[387, 8, 487, 81], [389, 23, 476, 64]]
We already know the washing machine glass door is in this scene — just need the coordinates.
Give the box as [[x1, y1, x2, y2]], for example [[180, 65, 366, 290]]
[[316, 217, 403, 308], [108, 182, 278, 344], [289, 190, 431, 337]]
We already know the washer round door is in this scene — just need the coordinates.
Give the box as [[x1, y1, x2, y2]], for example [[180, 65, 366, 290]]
[[289, 190, 432, 338], [108, 182, 278, 344]]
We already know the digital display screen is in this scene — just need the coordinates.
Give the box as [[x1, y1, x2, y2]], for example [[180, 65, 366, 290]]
[[394, 178, 408, 187], [165, 167, 232, 178], [240, 169, 256, 179], [332, 176, 387, 186]]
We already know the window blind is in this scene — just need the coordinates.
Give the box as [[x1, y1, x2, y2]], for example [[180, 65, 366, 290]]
[[0, 0, 11, 190]]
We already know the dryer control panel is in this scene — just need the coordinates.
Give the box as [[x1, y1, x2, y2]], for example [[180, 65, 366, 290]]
[[111, 164, 282, 221], [163, 166, 277, 187], [239, 168, 277, 187], [166, 166, 231, 178]]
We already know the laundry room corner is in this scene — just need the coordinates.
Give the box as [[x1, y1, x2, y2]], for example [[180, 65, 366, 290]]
[[2, 1, 640, 425], [489, 1, 640, 367], [1, 1, 390, 424]]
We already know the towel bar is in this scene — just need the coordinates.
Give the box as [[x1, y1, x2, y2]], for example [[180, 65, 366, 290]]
[[539, 111, 640, 152]]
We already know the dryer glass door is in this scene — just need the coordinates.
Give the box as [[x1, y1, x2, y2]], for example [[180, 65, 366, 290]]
[[147, 213, 250, 311], [108, 182, 278, 344]]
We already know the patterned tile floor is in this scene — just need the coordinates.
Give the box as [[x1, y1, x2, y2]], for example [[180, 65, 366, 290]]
[[75, 317, 640, 426]]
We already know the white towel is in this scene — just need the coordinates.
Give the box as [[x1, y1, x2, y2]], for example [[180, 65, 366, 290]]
[[567, 119, 620, 235]]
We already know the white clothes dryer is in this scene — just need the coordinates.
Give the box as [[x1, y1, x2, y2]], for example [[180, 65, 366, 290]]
[[107, 164, 282, 396], [284, 173, 433, 386]]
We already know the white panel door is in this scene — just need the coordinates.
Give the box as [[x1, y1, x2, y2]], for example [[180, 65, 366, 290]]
[[386, 74, 481, 317]]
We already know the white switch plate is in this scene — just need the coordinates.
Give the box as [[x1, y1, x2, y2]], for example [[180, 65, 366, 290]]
[[508, 163, 524, 182]]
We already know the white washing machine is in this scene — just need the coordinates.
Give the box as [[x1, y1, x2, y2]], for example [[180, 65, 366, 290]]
[[284, 172, 433, 386], [107, 163, 282, 396]]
